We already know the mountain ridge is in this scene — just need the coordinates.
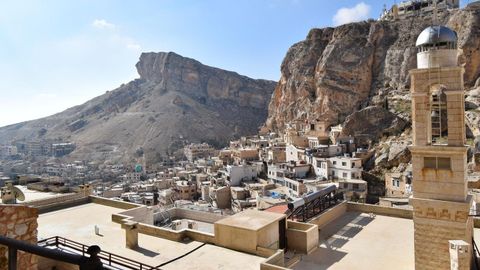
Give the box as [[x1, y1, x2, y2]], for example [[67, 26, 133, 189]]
[[0, 51, 276, 163]]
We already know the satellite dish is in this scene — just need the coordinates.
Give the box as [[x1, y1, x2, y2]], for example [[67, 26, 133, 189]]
[[12, 186, 25, 202], [1, 183, 25, 204]]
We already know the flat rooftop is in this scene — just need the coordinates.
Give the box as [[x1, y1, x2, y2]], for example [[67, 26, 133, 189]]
[[16, 185, 73, 202], [38, 203, 264, 269], [294, 212, 414, 270], [215, 209, 285, 231]]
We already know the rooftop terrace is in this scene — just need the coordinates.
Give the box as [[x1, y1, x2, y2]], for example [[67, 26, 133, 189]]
[[38, 202, 265, 269], [294, 212, 414, 270]]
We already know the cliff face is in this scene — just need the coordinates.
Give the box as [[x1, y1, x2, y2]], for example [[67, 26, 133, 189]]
[[0, 52, 276, 162], [265, 6, 480, 135]]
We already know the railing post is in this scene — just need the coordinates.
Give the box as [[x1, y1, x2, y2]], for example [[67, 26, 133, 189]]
[[8, 246, 17, 270]]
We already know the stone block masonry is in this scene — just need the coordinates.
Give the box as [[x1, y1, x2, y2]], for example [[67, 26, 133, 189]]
[[0, 205, 38, 270]]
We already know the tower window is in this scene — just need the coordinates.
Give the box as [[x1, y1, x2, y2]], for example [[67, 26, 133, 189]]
[[424, 157, 451, 170], [430, 86, 448, 144]]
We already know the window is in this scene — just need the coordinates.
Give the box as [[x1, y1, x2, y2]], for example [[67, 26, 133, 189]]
[[353, 184, 359, 190], [430, 87, 448, 144], [424, 157, 451, 170], [333, 161, 337, 165], [310, 124, 315, 130], [343, 172, 348, 178], [342, 162, 347, 167], [437, 158, 451, 170]]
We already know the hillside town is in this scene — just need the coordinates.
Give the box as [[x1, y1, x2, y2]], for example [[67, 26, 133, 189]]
[[1, 0, 480, 269]]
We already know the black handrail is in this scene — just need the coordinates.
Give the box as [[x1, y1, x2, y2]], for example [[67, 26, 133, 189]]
[[39, 236, 157, 270], [0, 235, 91, 270], [472, 237, 480, 270]]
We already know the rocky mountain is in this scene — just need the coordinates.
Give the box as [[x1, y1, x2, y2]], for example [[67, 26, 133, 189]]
[[263, 5, 480, 197], [0, 52, 276, 162], [264, 5, 480, 140]]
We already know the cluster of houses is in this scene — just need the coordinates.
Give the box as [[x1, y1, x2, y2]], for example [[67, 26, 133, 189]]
[[0, 118, 421, 213], [0, 141, 75, 158], [97, 120, 383, 213]]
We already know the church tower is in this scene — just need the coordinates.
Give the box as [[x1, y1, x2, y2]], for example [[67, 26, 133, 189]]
[[409, 26, 473, 270]]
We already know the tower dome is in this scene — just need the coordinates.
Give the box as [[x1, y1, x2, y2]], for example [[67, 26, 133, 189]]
[[416, 26, 459, 69], [416, 26, 457, 48]]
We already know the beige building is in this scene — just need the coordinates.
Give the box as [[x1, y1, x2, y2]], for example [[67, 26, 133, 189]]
[[338, 179, 368, 203], [409, 25, 473, 270], [385, 172, 412, 197], [174, 181, 197, 201], [184, 143, 216, 162], [232, 148, 259, 164], [266, 146, 287, 163]]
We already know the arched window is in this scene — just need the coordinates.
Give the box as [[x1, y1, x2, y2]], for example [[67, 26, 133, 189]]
[[430, 85, 448, 144]]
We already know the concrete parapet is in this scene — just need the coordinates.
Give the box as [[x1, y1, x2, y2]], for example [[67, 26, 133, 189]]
[[89, 196, 141, 210], [260, 249, 289, 270], [286, 221, 318, 254], [308, 201, 347, 229], [346, 202, 413, 219]]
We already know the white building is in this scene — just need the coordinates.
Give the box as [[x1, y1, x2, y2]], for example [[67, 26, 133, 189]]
[[284, 177, 307, 197], [267, 162, 311, 186], [286, 144, 306, 162], [0, 145, 17, 157], [314, 156, 363, 180], [223, 164, 259, 186]]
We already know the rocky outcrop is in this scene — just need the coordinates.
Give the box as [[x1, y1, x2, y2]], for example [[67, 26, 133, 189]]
[[265, 5, 480, 136], [0, 52, 276, 162], [340, 106, 408, 139]]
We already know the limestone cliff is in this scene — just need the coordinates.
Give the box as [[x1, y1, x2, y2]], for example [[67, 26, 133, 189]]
[[265, 5, 480, 137], [0, 52, 276, 162]]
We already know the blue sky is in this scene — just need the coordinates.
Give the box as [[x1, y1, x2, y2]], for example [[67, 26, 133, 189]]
[[0, 0, 469, 127]]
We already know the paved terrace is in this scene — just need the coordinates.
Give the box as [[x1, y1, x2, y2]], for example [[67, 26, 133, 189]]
[[294, 210, 480, 270], [294, 212, 415, 270], [38, 203, 265, 269]]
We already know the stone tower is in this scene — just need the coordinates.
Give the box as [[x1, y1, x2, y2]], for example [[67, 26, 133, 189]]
[[409, 26, 473, 270]]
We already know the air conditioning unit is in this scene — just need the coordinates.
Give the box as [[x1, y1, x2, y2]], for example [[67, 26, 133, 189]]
[[171, 220, 182, 230], [187, 220, 198, 230]]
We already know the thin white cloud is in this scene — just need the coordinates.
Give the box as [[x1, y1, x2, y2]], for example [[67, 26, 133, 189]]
[[333, 2, 371, 26], [92, 19, 116, 30], [126, 43, 141, 51]]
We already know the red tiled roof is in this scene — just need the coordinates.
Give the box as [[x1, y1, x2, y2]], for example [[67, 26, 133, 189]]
[[265, 204, 289, 214]]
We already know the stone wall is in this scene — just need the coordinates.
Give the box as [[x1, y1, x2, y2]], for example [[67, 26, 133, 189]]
[[0, 205, 38, 270], [286, 221, 318, 254], [346, 202, 413, 219], [309, 202, 348, 228], [260, 249, 289, 270]]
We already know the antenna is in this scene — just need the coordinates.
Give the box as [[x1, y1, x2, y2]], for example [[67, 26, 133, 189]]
[[433, 0, 438, 25]]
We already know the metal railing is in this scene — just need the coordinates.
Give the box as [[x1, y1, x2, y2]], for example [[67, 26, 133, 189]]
[[38, 236, 157, 270], [0, 235, 92, 270], [473, 237, 480, 270]]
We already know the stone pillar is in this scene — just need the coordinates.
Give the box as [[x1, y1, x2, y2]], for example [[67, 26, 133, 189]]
[[145, 207, 154, 225], [449, 240, 470, 270], [0, 205, 38, 270], [122, 221, 139, 249]]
